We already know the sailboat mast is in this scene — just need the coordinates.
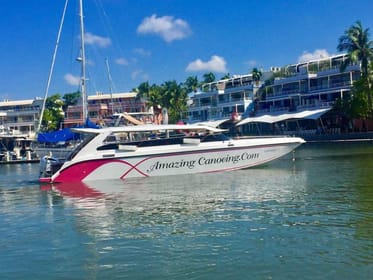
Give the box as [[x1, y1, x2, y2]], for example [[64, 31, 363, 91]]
[[79, 0, 88, 122]]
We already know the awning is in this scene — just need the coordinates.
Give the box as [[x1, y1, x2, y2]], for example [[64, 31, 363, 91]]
[[237, 108, 332, 126], [193, 118, 230, 128]]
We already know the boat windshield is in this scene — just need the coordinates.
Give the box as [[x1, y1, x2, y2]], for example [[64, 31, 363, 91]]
[[66, 133, 96, 160]]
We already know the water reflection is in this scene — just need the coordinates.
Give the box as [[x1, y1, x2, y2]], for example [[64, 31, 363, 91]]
[[2, 143, 373, 279], [50, 167, 307, 206], [0, 163, 38, 187], [0, 144, 373, 280], [45, 168, 307, 236], [40, 143, 373, 274]]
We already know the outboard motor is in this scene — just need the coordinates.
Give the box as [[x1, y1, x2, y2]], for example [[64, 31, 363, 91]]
[[39, 155, 62, 178]]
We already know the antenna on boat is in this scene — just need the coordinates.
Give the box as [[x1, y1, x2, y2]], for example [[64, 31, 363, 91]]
[[37, 0, 69, 133], [79, 0, 88, 122]]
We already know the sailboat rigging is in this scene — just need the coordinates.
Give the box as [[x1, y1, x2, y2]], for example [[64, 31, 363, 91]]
[[105, 57, 116, 113], [35, 0, 92, 160], [38, 0, 88, 133], [37, 0, 69, 133]]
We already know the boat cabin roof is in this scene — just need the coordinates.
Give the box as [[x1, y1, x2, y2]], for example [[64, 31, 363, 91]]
[[71, 124, 227, 135]]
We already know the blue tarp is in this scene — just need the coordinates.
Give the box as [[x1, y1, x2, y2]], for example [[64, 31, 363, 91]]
[[85, 118, 101, 129], [37, 128, 80, 143], [37, 118, 100, 143]]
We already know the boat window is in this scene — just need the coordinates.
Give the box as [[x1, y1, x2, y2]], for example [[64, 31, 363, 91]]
[[104, 135, 117, 142], [201, 133, 230, 142], [95, 130, 230, 151], [97, 136, 185, 151], [97, 143, 119, 150], [66, 133, 96, 160]]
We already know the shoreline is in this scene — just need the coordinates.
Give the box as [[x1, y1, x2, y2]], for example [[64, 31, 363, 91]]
[[292, 131, 373, 143]]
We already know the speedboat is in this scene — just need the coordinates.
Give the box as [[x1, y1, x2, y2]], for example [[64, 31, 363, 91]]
[[39, 124, 305, 183]]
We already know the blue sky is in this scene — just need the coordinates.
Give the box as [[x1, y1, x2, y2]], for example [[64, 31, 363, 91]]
[[1, 0, 373, 100]]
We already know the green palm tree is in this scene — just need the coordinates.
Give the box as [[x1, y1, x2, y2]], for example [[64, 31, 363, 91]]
[[220, 73, 230, 80], [134, 81, 150, 101], [147, 84, 163, 109], [202, 72, 215, 84], [338, 21, 373, 113], [161, 80, 187, 122], [184, 76, 199, 93], [338, 21, 373, 76], [251, 68, 262, 85]]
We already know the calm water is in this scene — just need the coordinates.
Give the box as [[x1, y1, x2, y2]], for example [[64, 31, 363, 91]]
[[1, 142, 373, 279]]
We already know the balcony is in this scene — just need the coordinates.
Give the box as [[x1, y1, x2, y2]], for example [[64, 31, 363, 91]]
[[309, 81, 352, 92]]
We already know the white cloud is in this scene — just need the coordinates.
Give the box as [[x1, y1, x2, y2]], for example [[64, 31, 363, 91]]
[[186, 55, 228, 73], [245, 60, 257, 67], [137, 14, 192, 42], [64, 73, 80, 86], [84, 32, 111, 48], [86, 58, 94, 66], [298, 49, 332, 63], [134, 48, 151, 56], [131, 70, 149, 81], [115, 57, 129, 65]]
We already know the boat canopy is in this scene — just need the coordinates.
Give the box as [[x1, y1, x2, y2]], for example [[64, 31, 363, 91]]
[[71, 124, 227, 135], [237, 108, 331, 126], [193, 118, 230, 128], [37, 128, 80, 143], [37, 118, 100, 143]]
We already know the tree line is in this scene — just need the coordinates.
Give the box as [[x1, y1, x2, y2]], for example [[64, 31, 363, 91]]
[[40, 72, 223, 130], [42, 20, 373, 131]]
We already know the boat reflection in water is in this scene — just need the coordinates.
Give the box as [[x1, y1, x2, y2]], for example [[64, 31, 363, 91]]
[[35, 143, 373, 279], [43, 166, 308, 244], [48, 164, 306, 205], [38, 146, 373, 280]]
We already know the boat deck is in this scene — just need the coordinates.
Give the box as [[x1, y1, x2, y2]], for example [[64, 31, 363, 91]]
[[0, 159, 40, 164]]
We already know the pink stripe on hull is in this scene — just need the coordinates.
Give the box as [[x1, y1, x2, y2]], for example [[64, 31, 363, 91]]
[[53, 159, 124, 183], [52, 158, 151, 183]]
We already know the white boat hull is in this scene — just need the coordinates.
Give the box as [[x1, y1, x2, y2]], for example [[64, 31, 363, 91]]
[[43, 137, 303, 183]]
